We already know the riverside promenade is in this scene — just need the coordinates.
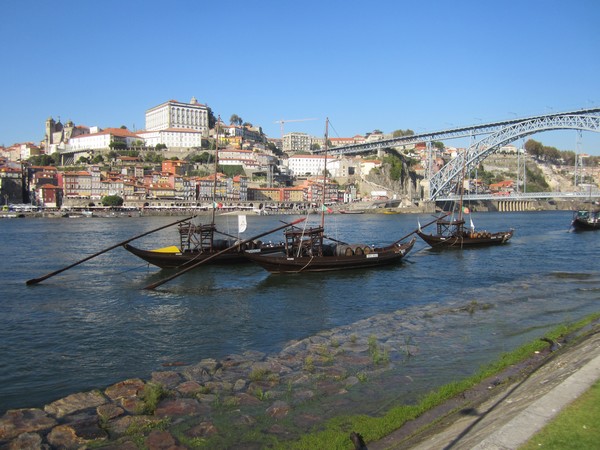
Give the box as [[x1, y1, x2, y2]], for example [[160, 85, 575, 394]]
[[371, 324, 600, 450]]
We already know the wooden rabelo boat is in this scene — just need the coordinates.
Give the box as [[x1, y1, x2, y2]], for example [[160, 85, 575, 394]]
[[123, 220, 284, 269], [244, 224, 416, 273], [416, 149, 513, 249], [571, 209, 600, 231], [244, 119, 416, 273], [416, 216, 513, 248]]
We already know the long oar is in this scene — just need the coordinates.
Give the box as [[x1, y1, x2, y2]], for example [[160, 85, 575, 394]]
[[26, 216, 196, 285], [391, 213, 450, 245], [144, 218, 306, 290]]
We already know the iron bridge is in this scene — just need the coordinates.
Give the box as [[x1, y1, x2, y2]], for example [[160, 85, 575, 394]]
[[314, 107, 600, 200]]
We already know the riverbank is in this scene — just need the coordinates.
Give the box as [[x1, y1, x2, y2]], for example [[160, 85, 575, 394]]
[[0, 197, 590, 220], [375, 320, 600, 449], [1, 306, 598, 449]]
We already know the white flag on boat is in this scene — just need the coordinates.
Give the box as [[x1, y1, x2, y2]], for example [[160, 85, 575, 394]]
[[238, 214, 247, 233], [469, 216, 475, 231], [417, 219, 422, 232]]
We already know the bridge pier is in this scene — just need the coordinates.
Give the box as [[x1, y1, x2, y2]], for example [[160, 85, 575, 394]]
[[495, 200, 536, 212]]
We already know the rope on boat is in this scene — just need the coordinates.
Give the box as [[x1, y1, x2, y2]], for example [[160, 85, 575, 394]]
[[297, 255, 314, 273], [295, 210, 312, 258]]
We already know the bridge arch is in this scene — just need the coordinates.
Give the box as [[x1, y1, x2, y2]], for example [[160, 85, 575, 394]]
[[429, 112, 600, 199]]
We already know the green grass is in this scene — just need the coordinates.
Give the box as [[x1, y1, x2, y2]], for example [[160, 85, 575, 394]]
[[519, 379, 600, 450], [136, 382, 167, 415]]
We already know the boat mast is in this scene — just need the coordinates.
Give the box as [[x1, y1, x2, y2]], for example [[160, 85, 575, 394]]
[[457, 148, 467, 222], [211, 117, 220, 226], [321, 118, 329, 229]]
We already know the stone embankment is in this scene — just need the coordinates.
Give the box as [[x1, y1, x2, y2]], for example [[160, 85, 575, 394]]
[[0, 305, 441, 449]]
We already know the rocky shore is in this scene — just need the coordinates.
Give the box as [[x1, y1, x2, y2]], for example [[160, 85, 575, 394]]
[[2, 299, 599, 449], [0, 301, 489, 449]]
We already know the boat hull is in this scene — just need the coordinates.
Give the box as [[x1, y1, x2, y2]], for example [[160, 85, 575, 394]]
[[244, 238, 415, 273], [571, 217, 600, 231], [416, 230, 513, 248], [123, 243, 284, 269]]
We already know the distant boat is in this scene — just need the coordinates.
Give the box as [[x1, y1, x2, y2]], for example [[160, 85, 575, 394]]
[[416, 216, 513, 248], [416, 149, 513, 249], [339, 209, 365, 214], [244, 119, 416, 273], [571, 209, 600, 231]]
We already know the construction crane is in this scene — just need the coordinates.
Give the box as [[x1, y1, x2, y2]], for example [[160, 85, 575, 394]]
[[274, 118, 318, 139]]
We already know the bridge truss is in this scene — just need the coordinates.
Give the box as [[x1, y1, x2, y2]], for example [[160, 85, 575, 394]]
[[315, 108, 600, 200], [429, 109, 600, 199]]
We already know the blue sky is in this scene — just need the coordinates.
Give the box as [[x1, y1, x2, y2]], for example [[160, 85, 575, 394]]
[[2, 0, 600, 154]]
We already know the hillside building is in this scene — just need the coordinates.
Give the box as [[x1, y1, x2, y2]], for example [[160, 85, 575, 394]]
[[145, 97, 210, 137]]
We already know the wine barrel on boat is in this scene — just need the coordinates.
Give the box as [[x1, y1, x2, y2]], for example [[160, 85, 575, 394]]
[[335, 245, 354, 256], [352, 244, 368, 256], [214, 239, 233, 250]]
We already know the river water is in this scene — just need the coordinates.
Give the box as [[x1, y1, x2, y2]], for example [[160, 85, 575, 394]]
[[1, 210, 598, 415]]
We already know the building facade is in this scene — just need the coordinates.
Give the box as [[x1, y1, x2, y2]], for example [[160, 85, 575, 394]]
[[282, 132, 311, 154], [145, 97, 210, 137], [286, 154, 337, 177]]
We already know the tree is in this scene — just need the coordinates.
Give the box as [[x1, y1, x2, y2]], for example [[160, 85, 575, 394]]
[[207, 108, 216, 129], [525, 139, 544, 159], [218, 164, 245, 177], [144, 152, 163, 163], [229, 114, 243, 126], [190, 152, 211, 164], [101, 195, 124, 207], [109, 141, 126, 150], [392, 128, 415, 138], [155, 143, 167, 151], [28, 154, 56, 166]]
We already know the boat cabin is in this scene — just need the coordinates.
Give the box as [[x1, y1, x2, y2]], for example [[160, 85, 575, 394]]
[[284, 226, 326, 257]]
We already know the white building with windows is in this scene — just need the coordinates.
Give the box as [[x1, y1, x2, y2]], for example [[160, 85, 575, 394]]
[[286, 154, 339, 177], [137, 128, 203, 149], [68, 128, 141, 151], [145, 97, 210, 137]]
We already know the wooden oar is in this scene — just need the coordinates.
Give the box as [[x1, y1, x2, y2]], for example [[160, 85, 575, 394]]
[[391, 213, 450, 245], [143, 218, 306, 290], [26, 216, 196, 285]]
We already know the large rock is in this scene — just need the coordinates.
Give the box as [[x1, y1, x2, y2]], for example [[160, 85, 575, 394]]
[[46, 424, 85, 449], [44, 391, 108, 418], [176, 380, 202, 396], [145, 429, 186, 450], [0, 409, 57, 441], [104, 378, 146, 400], [151, 371, 182, 389], [265, 400, 290, 419], [5, 431, 43, 449], [105, 415, 162, 436]]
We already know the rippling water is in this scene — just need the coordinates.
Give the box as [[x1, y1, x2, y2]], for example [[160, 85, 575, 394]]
[[1, 210, 598, 414]]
